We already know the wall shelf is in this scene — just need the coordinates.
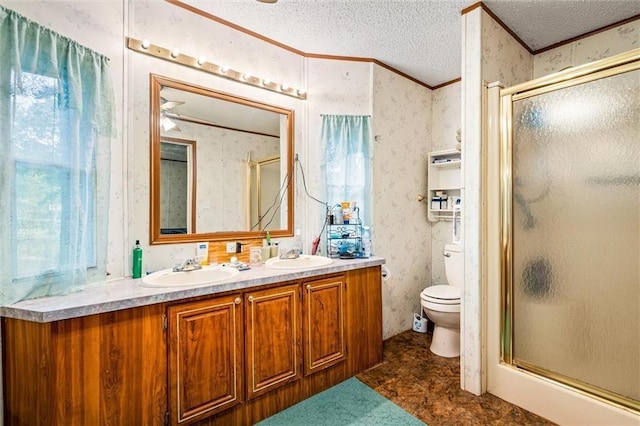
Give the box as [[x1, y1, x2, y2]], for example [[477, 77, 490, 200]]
[[427, 149, 462, 222], [430, 159, 461, 168]]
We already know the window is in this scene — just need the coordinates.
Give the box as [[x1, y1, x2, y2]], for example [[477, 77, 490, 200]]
[[1, 5, 115, 304], [11, 72, 97, 280], [321, 115, 373, 227]]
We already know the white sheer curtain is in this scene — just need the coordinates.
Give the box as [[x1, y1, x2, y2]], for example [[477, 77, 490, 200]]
[[0, 6, 115, 304], [320, 115, 373, 227]]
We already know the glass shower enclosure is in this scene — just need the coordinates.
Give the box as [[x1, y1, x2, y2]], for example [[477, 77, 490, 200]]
[[499, 50, 639, 411]]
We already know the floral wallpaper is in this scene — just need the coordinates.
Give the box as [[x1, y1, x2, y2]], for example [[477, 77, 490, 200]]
[[481, 10, 533, 86], [461, 7, 534, 395], [372, 65, 432, 339], [430, 82, 461, 286], [534, 18, 639, 78]]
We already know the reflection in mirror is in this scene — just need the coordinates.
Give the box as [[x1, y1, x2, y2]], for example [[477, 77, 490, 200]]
[[160, 137, 196, 235], [248, 155, 281, 231], [150, 74, 294, 245]]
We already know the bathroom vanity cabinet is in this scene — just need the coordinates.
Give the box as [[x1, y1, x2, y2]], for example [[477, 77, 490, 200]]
[[1, 265, 381, 426]]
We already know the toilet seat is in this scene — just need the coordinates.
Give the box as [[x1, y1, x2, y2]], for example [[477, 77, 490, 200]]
[[420, 285, 461, 313], [421, 285, 461, 303]]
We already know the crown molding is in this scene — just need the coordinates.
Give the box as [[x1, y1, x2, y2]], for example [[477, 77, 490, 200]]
[[166, 0, 433, 90]]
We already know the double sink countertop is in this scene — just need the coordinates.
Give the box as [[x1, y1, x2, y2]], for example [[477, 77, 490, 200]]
[[0, 257, 385, 323]]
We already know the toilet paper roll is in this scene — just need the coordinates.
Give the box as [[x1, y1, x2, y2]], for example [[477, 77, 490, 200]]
[[381, 265, 391, 281]]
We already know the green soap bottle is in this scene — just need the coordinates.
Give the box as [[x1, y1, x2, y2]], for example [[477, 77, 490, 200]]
[[132, 240, 142, 279]]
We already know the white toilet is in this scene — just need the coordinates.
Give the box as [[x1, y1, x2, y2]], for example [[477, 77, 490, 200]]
[[420, 244, 462, 358]]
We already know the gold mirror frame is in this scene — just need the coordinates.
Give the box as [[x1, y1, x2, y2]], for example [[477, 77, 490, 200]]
[[149, 74, 294, 245]]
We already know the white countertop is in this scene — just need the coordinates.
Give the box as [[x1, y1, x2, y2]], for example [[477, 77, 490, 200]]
[[0, 257, 385, 323]]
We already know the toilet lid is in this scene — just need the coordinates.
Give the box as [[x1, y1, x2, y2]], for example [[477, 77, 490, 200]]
[[421, 285, 461, 302]]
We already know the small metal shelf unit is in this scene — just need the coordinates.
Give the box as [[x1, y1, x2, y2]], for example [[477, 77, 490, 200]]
[[326, 210, 365, 259]]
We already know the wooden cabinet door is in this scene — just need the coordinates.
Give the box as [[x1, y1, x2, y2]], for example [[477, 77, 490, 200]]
[[245, 283, 302, 400], [167, 294, 243, 425], [345, 266, 383, 376], [303, 275, 347, 375], [2, 305, 168, 426]]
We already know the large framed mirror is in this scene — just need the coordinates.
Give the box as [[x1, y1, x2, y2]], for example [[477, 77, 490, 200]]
[[150, 74, 294, 244]]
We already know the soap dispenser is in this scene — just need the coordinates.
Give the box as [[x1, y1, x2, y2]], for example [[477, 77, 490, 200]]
[[132, 240, 142, 279]]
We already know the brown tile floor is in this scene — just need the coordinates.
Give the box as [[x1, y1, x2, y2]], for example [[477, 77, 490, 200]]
[[357, 329, 556, 426]]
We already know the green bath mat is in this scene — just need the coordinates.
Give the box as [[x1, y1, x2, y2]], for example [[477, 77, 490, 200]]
[[257, 378, 426, 426]]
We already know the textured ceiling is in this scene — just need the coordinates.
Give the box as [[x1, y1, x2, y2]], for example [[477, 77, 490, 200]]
[[182, 0, 640, 87]]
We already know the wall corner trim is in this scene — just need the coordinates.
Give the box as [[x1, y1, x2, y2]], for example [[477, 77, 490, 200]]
[[462, 2, 533, 55]]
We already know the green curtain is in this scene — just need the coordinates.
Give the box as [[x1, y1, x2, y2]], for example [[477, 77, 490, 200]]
[[0, 5, 115, 304], [320, 114, 373, 227]]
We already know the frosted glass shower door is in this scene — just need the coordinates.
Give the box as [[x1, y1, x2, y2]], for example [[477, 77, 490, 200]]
[[510, 68, 639, 407]]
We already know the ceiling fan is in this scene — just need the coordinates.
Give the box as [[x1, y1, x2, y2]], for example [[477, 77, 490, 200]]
[[160, 97, 185, 111], [160, 97, 184, 132]]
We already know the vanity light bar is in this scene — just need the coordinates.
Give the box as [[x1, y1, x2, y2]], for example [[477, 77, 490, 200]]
[[126, 37, 307, 100]]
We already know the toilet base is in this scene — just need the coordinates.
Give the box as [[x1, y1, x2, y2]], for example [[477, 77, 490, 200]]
[[430, 324, 460, 358]]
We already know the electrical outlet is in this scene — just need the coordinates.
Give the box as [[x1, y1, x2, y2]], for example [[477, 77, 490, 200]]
[[226, 242, 236, 253]]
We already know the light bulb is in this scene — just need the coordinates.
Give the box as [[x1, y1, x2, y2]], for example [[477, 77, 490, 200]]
[[161, 116, 177, 132], [197, 56, 206, 66], [141, 39, 151, 49], [242, 72, 252, 81], [297, 89, 306, 96], [170, 48, 180, 58], [262, 79, 271, 86], [281, 84, 289, 91], [220, 65, 229, 74]]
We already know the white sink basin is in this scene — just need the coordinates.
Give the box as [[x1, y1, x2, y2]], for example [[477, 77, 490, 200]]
[[141, 266, 240, 287], [265, 255, 333, 270]]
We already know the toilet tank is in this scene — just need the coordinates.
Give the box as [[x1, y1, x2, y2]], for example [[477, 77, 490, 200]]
[[444, 244, 463, 288]]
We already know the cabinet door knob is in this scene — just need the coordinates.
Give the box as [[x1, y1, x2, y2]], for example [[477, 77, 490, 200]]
[[234, 297, 241, 305], [306, 284, 311, 290], [248, 295, 254, 303]]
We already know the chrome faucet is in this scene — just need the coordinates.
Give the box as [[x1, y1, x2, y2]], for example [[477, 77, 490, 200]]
[[279, 249, 300, 260], [173, 257, 202, 272]]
